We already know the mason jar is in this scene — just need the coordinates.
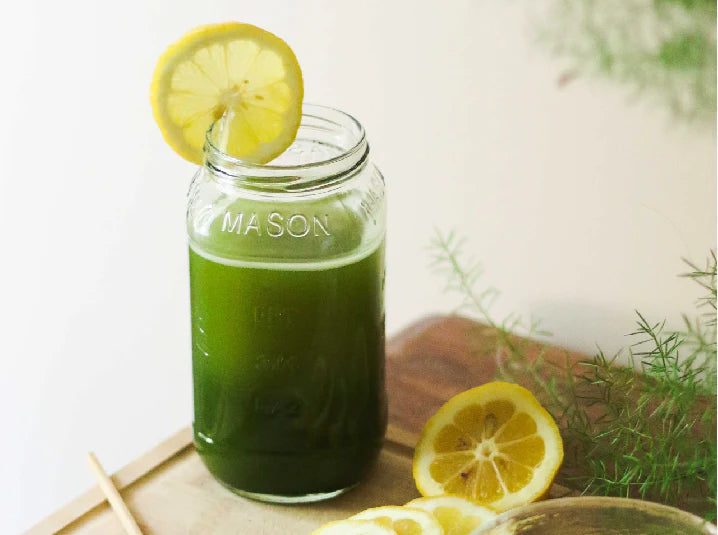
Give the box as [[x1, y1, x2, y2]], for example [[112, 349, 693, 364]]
[[186, 104, 387, 503]]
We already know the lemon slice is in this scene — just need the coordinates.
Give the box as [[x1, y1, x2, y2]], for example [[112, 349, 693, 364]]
[[150, 22, 303, 164], [413, 382, 563, 512], [311, 519, 397, 535], [350, 506, 443, 535], [406, 496, 496, 535]]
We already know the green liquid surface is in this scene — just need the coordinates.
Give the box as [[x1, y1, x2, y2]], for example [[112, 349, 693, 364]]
[[189, 243, 386, 496]]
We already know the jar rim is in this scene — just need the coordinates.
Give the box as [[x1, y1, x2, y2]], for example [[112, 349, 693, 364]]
[[203, 103, 368, 185]]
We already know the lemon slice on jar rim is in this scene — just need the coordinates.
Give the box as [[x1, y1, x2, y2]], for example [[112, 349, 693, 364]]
[[150, 22, 303, 164]]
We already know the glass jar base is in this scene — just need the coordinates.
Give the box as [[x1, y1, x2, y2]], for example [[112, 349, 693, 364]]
[[223, 484, 355, 504]]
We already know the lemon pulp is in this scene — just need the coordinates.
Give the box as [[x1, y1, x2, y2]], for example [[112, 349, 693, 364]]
[[413, 382, 564, 512], [406, 496, 496, 535]]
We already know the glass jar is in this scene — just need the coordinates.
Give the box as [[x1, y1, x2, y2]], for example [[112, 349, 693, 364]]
[[186, 104, 387, 503]]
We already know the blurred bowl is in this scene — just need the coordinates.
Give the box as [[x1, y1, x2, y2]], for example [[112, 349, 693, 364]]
[[477, 497, 716, 535]]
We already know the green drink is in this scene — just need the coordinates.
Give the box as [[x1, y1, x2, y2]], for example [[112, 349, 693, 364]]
[[190, 243, 385, 497], [187, 105, 387, 501]]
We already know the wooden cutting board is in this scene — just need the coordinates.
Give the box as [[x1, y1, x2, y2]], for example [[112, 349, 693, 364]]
[[26, 316, 577, 535]]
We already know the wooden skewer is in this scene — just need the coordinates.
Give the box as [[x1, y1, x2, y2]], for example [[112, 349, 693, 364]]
[[85, 452, 144, 535]]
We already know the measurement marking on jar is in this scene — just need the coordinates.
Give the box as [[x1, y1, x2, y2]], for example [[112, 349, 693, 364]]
[[253, 353, 300, 373], [253, 304, 297, 325], [252, 394, 302, 418], [359, 178, 383, 222], [221, 211, 331, 238]]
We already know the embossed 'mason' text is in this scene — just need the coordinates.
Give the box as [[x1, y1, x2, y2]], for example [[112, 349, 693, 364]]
[[221, 211, 330, 238]]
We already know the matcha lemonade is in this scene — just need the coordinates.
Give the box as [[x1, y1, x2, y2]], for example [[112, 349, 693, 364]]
[[190, 240, 385, 497], [187, 105, 387, 500]]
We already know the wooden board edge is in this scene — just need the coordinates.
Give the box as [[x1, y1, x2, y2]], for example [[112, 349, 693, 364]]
[[27, 425, 414, 534], [27, 415, 575, 533], [24, 427, 193, 535]]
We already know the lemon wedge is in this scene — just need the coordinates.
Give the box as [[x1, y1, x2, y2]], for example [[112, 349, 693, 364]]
[[406, 496, 496, 535], [311, 519, 397, 535], [350, 506, 443, 535], [150, 22, 303, 164], [412, 382, 563, 512]]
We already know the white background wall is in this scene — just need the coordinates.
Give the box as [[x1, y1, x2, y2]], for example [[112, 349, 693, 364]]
[[1, 1, 714, 532]]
